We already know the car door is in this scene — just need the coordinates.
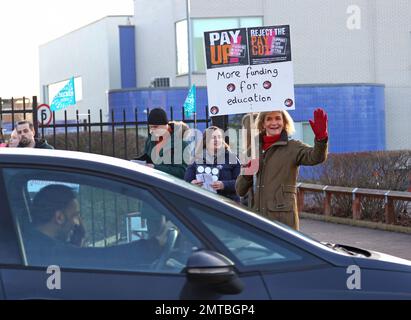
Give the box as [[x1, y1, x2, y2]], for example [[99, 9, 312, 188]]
[[0, 165, 207, 299], [2, 166, 274, 299], [181, 195, 407, 299], [163, 193, 352, 299]]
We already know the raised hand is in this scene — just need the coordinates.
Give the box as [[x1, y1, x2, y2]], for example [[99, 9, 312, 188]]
[[309, 108, 328, 141]]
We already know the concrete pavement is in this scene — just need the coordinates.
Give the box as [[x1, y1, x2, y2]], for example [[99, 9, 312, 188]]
[[300, 218, 411, 261]]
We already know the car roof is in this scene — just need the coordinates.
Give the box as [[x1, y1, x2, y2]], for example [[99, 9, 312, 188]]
[[0, 147, 229, 203], [0, 147, 167, 179]]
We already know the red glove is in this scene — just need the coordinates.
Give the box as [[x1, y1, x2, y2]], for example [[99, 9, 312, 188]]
[[309, 108, 328, 141]]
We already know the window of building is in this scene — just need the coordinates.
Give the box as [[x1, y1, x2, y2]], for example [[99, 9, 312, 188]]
[[193, 17, 263, 73], [293, 122, 315, 146], [176, 20, 189, 75], [176, 17, 263, 75]]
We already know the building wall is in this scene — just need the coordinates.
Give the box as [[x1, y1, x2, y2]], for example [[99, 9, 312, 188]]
[[385, 88, 411, 150], [132, 0, 410, 151], [374, 0, 411, 150], [133, 0, 178, 89], [263, 0, 376, 84], [133, 0, 376, 86], [39, 16, 132, 122], [119, 26, 137, 88], [37, 2, 408, 151], [190, 0, 263, 18], [290, 84, 386, 153], [134, 0, 264, 88]]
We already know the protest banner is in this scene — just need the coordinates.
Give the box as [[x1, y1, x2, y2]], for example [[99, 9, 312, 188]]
[[204, 25, 295, 116]]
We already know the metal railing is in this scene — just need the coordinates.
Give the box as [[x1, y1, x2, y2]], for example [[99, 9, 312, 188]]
[[0, 96, 218, 159], [0, 96, 37, 139], [297, 183, 411, 224]]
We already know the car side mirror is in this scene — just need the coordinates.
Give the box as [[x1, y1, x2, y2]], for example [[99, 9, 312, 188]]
[[184, 250, 243, 295]]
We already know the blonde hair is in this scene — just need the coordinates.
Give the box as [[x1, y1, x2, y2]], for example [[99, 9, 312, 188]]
[[194, 126, 229, 159], [256, 110, 295, 136], [203, 126, 229, 150]]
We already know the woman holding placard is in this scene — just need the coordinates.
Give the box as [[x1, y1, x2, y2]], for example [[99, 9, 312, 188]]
[[236, 108, 328, 230], [184, 126, 241, 201]]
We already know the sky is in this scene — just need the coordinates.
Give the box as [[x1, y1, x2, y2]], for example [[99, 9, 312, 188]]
[[0, 0, 134, 98]]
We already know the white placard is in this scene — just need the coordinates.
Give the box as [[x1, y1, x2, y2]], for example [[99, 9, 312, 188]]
[[204, 25, 295, 116]]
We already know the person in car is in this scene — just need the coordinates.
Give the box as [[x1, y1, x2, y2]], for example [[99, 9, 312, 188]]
[[184, 126, 241, 201], [236, 108, 328, 230], [28, 184, 84, 246], [24, 184, 171, 269]]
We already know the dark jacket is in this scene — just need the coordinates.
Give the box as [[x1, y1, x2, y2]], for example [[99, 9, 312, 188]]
[[236, 130, 328, 230], [185, 149, 241, 201], [18, 139, 54, 149], [135, 122, 189, 179], [22, 225, 162, 269], [35, 139, 54, 149]]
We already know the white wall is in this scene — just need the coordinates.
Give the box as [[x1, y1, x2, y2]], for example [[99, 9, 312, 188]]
[[134, 0, 264, 88], [374, 0, 411, 86], [374, 0, 411, 150], [39, 16, 131, 122], [134, 0, 377, 86], [190, 0, 263, 18], [263, 0, 376, 84], [133, 0, 178, 88], [385, 88, 411, 150]]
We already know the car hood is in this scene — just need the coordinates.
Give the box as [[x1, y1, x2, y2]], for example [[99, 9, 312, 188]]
[[354, 250, 411, 272]]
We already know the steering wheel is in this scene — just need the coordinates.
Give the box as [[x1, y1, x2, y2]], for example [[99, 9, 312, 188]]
[[152, 227, 179, 270]]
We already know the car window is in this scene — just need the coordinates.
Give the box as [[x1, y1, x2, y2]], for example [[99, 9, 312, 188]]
[[3, 168, 202, 274], [176, 196, 313, 268]]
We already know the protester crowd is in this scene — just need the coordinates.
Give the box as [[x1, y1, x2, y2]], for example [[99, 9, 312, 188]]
[[134, 107, 328, 230], [0, 107, 328, 230]]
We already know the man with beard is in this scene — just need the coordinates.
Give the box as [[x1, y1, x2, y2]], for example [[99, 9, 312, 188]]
[[15, 120, 54, 149], [22, 185, 86, 266], [23, 184, 169, 269]]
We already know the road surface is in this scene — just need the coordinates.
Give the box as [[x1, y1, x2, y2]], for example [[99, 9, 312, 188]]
[[300, 218, 411, 260]]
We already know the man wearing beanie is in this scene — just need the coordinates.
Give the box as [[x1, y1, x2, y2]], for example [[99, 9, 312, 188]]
[[135, 108, 189, 179]]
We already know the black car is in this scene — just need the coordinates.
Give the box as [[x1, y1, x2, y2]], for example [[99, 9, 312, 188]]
[[0, 148, 410, 299]]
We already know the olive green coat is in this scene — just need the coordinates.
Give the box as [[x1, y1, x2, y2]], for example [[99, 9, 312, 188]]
[[236, 131, 328, 230]]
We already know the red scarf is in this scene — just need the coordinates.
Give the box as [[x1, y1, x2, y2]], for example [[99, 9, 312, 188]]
[[262, 134, 281, 151]]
